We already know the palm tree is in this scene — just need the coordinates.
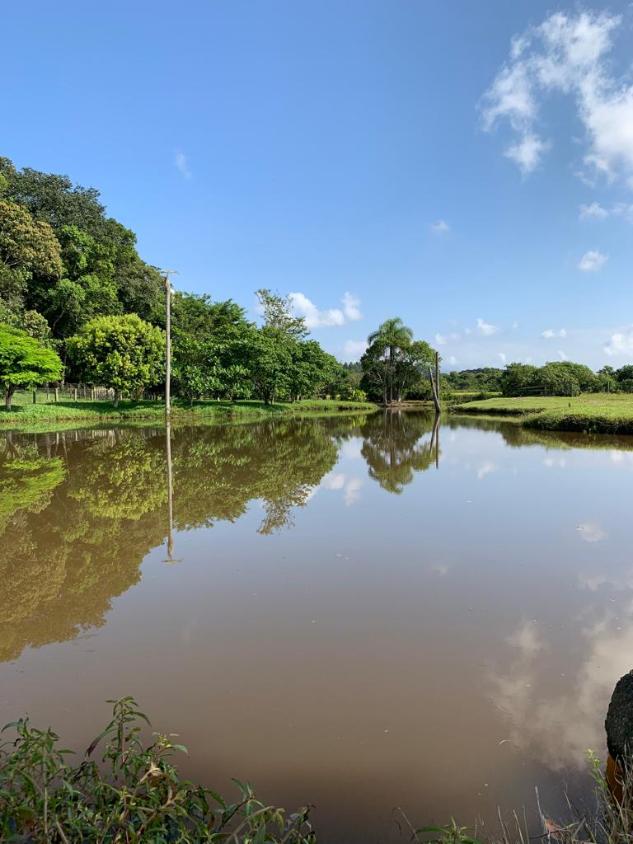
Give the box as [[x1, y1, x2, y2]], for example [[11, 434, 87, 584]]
[[367, 318, 413, 404]]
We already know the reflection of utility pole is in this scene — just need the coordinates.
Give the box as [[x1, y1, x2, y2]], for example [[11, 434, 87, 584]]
[[160, 270, 178, 418], [429, 413, 440, 470], [435, 417, 440, 470], [164, 420, 181, 563], [166, 421, 174, 559]]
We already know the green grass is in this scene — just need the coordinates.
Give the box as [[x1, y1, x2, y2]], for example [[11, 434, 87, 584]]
[[452, 393, 633, 434], [444, 390, 502, 402], [0, 394, 377, 432]]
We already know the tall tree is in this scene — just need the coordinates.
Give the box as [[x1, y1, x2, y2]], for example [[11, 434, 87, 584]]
[[362, 318, 433, 404]]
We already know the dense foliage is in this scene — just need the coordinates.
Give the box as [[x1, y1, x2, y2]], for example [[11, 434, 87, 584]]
[[498, 361, 604, 396], [0, 159, 359, 404], [360, 318, 436, 403], [443, 368, 504, 393], [67, 314, 165, 403], [445, 362, 633, 398]]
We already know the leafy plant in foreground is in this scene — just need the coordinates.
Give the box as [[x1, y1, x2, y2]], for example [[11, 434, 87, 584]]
[[0, 696, 315, 843]]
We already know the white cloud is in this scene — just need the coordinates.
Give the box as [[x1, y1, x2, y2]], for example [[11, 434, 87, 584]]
[[477, 461, 497, 480], [504, 132, 550, 173], [289, 292, 344, 327], [508, 621, 545, 657], [579, 201, 609, 220], [343, 339, 367, 360], [289, 292, 362, 329], [448, 355, 458, 366], [498, 352, 507, 364], [320, 472, 363, 506], [578, 249, 608, 271], [580, 201, 633, 222], [430, 219, 450, 235], [322, 473, 346, 491], [341, 292, 362, 321], [477, 317, 500, 336], [174, 151, 192, 180], [612, 202, 633, 223], [558, 349, 567, 360], [434, 331, 460, 345], [344, 477, 363, 506], [482, 11, 633, 187], [604, 328, 633, 356], [576, 521, 607, 543], [541, 328, 567, 338]]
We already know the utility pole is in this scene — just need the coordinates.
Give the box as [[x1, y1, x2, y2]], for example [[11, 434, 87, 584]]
[[160, 270, 178, 417]]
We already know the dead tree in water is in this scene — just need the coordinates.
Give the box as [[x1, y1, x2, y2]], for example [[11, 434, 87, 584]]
[[428, 351, 441, 413]]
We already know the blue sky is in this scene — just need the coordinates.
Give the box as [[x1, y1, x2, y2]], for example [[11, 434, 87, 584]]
[[2, 0, 633, 368]]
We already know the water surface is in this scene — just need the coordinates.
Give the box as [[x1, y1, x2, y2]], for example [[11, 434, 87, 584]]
[[1, 412, 631, 842]]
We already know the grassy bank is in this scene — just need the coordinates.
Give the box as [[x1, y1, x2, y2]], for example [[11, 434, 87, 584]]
[[452, 393, 633, 435], [0, 393, 377, 432]]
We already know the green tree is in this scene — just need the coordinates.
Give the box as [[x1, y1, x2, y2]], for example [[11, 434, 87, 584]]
[[256, 288, 307, 340], [499, 363, 540, 396], [615, 365, 633, 387], [0, 200, 63, 279], [287, 341, 342, 401], [537, 363, 580, 396], [0, 158, 164, 337], [172, 337, 220, 404], [364, 318, 413, 403], [247, 328, 292, 404], [362, 319, 434, 403], [172, 293, 254, 402], [0, 199, 63, 321], [0, 325, 63, 409], [443, 367, 503, 393], [67, 314, 164, 404]]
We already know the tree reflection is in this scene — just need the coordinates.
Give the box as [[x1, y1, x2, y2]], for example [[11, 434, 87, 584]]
[[359, 411, 440, 493], [0, 419, 340, 662]]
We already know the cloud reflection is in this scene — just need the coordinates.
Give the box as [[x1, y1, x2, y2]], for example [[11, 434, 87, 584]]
[[490, 612, 633, 770]]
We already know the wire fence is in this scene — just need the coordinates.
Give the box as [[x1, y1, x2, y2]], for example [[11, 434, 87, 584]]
[[12, 384, 165, 405]]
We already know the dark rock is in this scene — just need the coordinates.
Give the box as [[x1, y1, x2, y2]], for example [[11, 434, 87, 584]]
[[606, 670, 633, 760]]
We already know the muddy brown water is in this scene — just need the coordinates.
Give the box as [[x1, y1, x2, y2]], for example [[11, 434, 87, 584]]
[[0, 412, 631, 842]]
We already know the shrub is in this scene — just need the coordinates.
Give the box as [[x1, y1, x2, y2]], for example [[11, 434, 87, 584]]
[[0, 697, 315, 843]]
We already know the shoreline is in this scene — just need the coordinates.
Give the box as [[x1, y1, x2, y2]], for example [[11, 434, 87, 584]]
[[0, 398, 379, 434], [452, 394, 633, 436]]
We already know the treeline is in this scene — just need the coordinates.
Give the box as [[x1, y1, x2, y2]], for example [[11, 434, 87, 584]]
[[0, 158, 363, 407], [445, 362, 633, 397]]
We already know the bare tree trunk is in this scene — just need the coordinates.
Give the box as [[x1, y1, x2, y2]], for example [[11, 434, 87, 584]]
[[428, 367, 441, 413]]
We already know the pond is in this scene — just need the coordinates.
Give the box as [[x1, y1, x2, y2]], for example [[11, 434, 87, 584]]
[[1, 411, 631, 842]]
